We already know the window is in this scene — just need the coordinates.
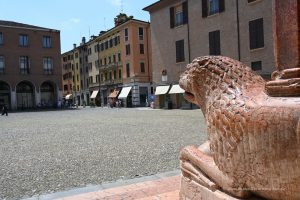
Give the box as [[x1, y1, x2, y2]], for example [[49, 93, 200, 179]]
[[88, 48, 92, 55], [43, 36, 52, 48], [202, 0, 225, 17], [109, 72, 112, 80], [175, 40, 185, 62], [64, 85, 68, 91], [105, 41, 109, 49], [109, 56, 111, 64], [140, 44, 144, 54], [77, 74, 79, 81], [94, 44, 99, 52], [101, 74, 104, 82], [43, 57, 53, 74], [0, 56, 4, 74], [126, 44, 131, 55], [104, 57, 107, 65], [209, 30, 221, 55], [251, 61, 262, 71], [19, 34, 28, 47], [19, 56, 30, 74], [126, 63, 130, 77], [109, 39, 113, 48], [249, 18, 264, 50], [114, 70, 117, 79], [125, 28, 129, 41], [139, 27, 144, 40], [114, 37, 118, 46], [0, 32, 3, 45], [140, 62, 145, 73], [118, 53, 121, 62], [119, 69, 122, 79], [113, 55, 116, 63], [96, 75, 100, 83], [76, 63, 78, 70], [170, 1, 188, 28]]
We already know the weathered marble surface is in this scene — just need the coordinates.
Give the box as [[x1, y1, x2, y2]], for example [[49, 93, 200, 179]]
[[179, 56, 300, 200]]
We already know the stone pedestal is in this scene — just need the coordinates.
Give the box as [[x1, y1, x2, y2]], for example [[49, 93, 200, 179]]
[[179, 176, 263, 200]]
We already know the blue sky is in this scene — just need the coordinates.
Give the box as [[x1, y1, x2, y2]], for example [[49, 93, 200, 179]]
[[1, 0, 157, 53]]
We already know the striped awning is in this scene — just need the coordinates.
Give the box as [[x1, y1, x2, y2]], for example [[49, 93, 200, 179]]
[[118, 87, 132, 98], [155, 85, 170, 95], [90, 90, 99, 99], [168, 84, 185, 94], [65, 94, 72, 100]]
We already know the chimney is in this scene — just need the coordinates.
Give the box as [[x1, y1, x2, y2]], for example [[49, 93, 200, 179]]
[[73, 43, 76, 49], [82, 37, 86, 44]]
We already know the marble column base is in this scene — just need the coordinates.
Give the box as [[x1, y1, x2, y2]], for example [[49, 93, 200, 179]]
[[179, 176, 264, 200]]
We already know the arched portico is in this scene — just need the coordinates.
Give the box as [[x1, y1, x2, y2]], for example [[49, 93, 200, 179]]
[[40, 81, 56, 108], [16, 81, 35, 109], [0, 81, 11, 109]]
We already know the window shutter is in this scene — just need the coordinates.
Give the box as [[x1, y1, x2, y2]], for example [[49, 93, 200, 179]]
[[215, 31, 221, 55], [170, 7, 175, 28], [182, 1, 188, 24], [257, 18, 264, 48], [249, 20, 257, 49], [202, 0, 208, 18], [219, 0, 225, 13], [209, 32, 214, 55], [176, 41, 180, 62]]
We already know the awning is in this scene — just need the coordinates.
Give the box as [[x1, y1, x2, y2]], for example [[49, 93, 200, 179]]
[[108, 89, 120, 98], [168, 84, 185, 94], [118, 87, 132, 98], [90, 90, 99, 99], [65, 94, 72, 100], [155, 85, 170, 95]]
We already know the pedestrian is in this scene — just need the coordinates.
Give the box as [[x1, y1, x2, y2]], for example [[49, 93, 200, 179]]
[[2, 104, 8, 116]]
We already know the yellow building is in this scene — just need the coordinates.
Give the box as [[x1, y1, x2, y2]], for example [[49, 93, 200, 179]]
[[61, 44, 81, 105], [86, 18, 151, 107]]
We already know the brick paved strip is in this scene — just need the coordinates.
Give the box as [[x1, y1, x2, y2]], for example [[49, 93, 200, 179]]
[[58, 176, 180, 200]]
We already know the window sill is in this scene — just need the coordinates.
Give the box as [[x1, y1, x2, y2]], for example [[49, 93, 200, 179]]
[[250, 47, 265, 52], [207, 13, 220, 18], [176, 61, 186, 64], [248, 0, 263, 6]]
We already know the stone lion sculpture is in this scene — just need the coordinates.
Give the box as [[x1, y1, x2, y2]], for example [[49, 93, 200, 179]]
[[179, 56, 300, 200]]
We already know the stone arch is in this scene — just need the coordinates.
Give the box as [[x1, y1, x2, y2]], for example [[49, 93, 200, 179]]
[[16, 80, 35, 109], [0, 81, 11, 109], [40, 81, 57, 108]]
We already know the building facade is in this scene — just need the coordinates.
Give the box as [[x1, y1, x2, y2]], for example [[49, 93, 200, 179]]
[[144, 0, 275, 108], [63, 18, 152, 107], [0, 20, 62, 110]]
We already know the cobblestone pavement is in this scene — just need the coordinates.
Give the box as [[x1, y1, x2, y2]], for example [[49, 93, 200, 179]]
[[0, 108, 207, 200]]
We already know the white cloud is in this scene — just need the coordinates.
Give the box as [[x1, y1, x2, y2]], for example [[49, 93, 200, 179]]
[[60, 18, 81, 30], [70, 18, 81, 24], [107, 0, 122, 7]]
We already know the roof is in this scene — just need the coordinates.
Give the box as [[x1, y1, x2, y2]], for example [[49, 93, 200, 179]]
[[143, 0, 175, 12], [0, 20, 59, 32]]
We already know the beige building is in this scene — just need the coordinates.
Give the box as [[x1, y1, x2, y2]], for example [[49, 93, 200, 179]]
[[144, 0, 275, 108], [0, 20, 61, 110]]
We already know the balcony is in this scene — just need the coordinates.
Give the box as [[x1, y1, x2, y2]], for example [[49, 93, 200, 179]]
[[100, 62, 122, 70]]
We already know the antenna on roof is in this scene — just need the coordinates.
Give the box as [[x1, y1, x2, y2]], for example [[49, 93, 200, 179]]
[[104, 17, 106, 30], [121, 0, 124, 13], [88, 27, 91, 38]]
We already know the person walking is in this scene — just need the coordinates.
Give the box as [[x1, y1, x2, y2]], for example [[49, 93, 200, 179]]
[[2, 104, 8, 116]]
